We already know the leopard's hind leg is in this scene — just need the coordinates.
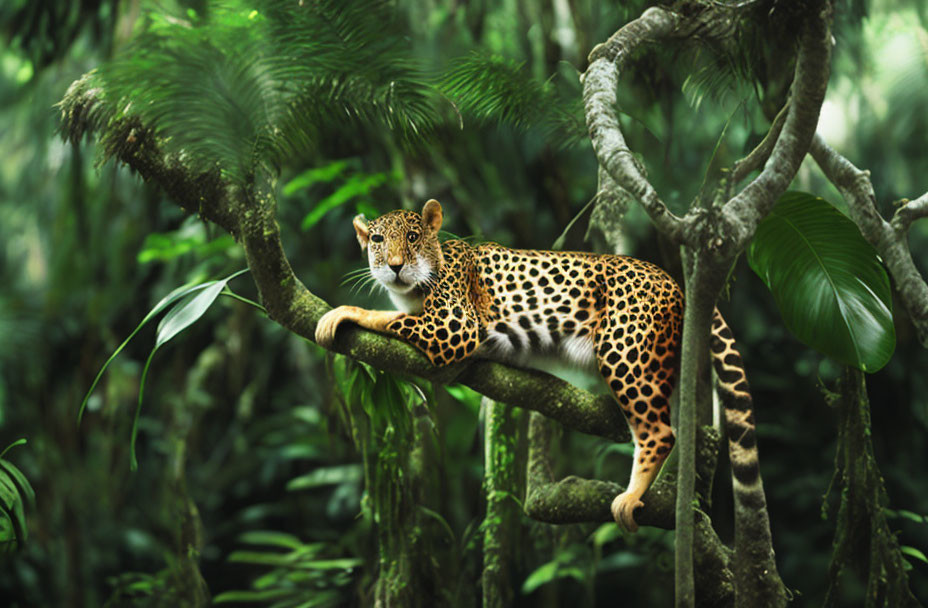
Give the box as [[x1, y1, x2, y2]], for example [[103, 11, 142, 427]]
[[594, 292, 680, 531]]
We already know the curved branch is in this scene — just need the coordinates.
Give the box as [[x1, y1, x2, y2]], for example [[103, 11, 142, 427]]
[[894, 192, 928, 234], [59, 73, 630, 444], [810, 135, 928, 348], [729, 100, 790, 187], [582, 7, 686, 244], [582, 1, 833, 259], [718, 1, 832, 254]]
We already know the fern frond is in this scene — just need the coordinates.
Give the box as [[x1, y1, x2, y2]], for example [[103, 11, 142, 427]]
[[95, 0, 437, 185], [439, 53, 586, 148]]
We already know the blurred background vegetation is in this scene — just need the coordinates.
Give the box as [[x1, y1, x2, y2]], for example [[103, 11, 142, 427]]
[[0, 0, 926, 606]]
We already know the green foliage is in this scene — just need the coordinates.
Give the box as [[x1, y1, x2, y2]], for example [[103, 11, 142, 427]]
[[521, 543, 591, 594], [0, 440, 33, 554], [104, 568, 175, 607], [748, 192, 895, 372], [213, 531, 359, 607], [300, 170, 397, 231], [439, 52, 586, 148], [4, 0, 928, 605], [96, 0, 436, 184], [0, 0, 117, 68], [137, 219, 237, 264], [80, 269, 251, 469]]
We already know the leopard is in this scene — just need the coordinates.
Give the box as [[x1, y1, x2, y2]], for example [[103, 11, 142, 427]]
[[315, 199, 765, 532]]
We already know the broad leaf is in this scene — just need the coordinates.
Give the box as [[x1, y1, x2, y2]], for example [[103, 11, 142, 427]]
[[286, 464, 363, 491], [901, 546, 928, 564], [748, 192, 895, 372], [213, 589, 296, 603], [237, 531, 305, 550]]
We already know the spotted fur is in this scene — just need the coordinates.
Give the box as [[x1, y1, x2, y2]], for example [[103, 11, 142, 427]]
[[316, 200, 764, 531]]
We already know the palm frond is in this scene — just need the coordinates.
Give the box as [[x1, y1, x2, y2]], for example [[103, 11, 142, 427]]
[[94, 0, 437, 185], [438, 52, 587, 148]]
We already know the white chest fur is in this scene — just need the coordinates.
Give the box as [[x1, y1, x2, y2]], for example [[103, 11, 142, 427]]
[[388, 289, 424, 314]]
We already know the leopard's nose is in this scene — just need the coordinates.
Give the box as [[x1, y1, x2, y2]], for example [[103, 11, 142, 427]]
[[389, 263, 403, 275]]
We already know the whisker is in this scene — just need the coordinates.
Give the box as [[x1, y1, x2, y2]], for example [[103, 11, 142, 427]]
[[355, 276, 381, 296], [341, 269, 373, 288], [350, 276, 378, 296], [343, 267, 371, 277]]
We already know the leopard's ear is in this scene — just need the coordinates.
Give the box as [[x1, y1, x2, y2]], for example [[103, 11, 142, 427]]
[[353, 214, 370, 250], [422, 199, 443, 233]]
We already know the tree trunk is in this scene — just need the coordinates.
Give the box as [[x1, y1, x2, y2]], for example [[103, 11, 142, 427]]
[[824, 368, 922, 607], [481, 398, 522, 608]]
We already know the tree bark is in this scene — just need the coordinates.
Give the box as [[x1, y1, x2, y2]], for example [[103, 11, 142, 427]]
[[823, 368, 922, 608], [481, 398, 522, 608]]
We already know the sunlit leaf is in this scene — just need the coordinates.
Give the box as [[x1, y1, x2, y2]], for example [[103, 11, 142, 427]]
[[286, 465, 363, 491], [155, 281, 229, 349], [901, 546, 928, 564], [214, 588, 297, 603], [0, 438, 26, 460], [228, 551, 299, 566], [237, 530, 304, 550], [521, 561, 560, 594], [590, 522, 623, 548], [301, 172, 392, 231], [283, 160, 351, 196], [748, 191, 895, 372]]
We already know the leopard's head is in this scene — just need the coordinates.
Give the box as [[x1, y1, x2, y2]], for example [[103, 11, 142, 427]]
[[353, 199, 444, 295]]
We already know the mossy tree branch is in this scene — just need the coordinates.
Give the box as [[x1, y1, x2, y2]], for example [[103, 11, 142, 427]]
[[525, 411, 734, 604]]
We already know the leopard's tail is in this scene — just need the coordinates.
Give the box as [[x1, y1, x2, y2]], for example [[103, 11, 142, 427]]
[[709, 309, 782, 593]]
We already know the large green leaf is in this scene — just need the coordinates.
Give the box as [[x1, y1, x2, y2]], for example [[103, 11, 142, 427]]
[[748, 191, 895, 372]]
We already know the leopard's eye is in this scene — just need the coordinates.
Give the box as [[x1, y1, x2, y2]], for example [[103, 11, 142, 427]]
[[371, 234, 384, 243], [407, 231, 419, 243]]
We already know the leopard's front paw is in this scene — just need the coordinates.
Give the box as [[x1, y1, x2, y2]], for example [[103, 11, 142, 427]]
[[611, 491, 644, 533], [315, 306, 357, 347]]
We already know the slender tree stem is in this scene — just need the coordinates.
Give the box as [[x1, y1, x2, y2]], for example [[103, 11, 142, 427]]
[[675, 257, 719, 608]]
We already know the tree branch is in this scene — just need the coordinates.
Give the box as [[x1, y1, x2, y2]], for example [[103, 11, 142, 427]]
[[717, 1, 832, 255], [729, 100, 790, 188], [893, 191, 928, 234], [525, 411, 735, 604], [810, 135, 928, 348], [59, 72, 631, 444], [582, 7, 686, 244]]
